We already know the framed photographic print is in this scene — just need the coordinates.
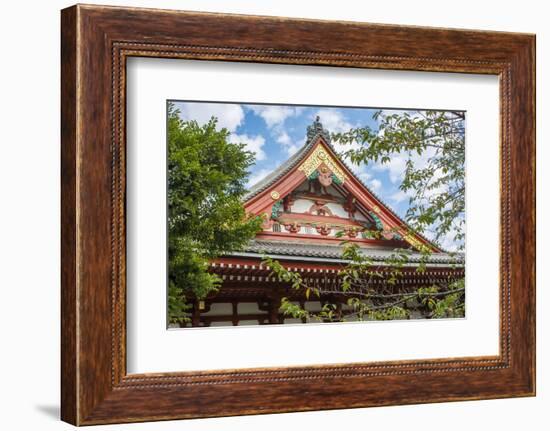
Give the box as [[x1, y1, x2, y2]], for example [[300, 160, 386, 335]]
[[61, 4, 535, 425]]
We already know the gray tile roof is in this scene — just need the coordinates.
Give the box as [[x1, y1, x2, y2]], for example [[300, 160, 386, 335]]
[[230, 239, 464, 266]]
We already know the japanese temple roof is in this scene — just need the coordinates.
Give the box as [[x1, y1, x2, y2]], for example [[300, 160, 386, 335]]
[[229, 239, 464, 266], [243, 117, 441, 251]]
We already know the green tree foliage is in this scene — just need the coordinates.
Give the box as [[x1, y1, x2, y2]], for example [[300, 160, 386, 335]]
[[167, 103, 262, 325], [264, 243, 464, 323], [333, 110, 465, 249]]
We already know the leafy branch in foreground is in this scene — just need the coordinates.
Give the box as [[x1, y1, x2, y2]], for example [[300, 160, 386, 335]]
[[332, 110, 465, 250], [263, 242, 464, 322]]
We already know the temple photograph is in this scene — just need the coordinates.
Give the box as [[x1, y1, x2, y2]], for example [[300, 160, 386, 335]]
[[167, 101, 465, 328]]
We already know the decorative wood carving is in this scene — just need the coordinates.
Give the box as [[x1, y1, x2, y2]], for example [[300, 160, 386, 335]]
[[344, 194, 356, 219], [318, 165, 334, 187], [315, 224, 332, 236], [345, 227, 359, 238], [308, 201, 333, 217], [298, 145, 347, 184], [284, 222, 301, 233]]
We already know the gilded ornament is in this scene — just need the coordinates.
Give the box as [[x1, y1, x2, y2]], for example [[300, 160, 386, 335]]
[[298, 145, 347, 184], [403, 233, 431, 253]]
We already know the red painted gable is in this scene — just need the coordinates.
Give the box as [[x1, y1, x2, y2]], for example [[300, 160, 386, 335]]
[[244, 134, 442, 253]]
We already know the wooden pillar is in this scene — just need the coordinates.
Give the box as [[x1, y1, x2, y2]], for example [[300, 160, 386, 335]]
[[269, 297, 281, 324], [231, 301, 239, 326]]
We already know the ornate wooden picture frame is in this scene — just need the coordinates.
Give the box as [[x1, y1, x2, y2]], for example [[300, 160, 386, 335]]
[[61, 4, 535, 425]]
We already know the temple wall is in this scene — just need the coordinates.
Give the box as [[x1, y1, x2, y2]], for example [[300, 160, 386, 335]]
[[291, 198, 313, 213], [325, 202, 348, 218]]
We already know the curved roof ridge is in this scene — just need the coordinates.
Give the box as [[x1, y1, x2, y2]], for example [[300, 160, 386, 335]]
[[244, 131, 328, 201]]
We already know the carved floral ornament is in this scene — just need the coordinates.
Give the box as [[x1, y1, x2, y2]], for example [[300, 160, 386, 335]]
[[315, 224, 331, 236], [298, 146, 347, 185], [284, 222, 301, 233]]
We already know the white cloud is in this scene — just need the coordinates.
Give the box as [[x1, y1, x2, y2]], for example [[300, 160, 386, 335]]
[[250, 105, 302, 128], [315, 108, 353, 133], [176, 102, 244, 133], [438, 230, 460, 252], [369, 178, 382, 192], [230, 133, 266, 161], [276, 132, 304, 157], [360, 172, 381, 193], [314, 109, 361, 155], [390, 189, 413, 204], [373, 153, 408, 184], [285, 144, 301, 156], [371, 145, 438, 185], [247, 168, 272, 187], [358, 171, 372, 181], [276, 131, 292, 146]]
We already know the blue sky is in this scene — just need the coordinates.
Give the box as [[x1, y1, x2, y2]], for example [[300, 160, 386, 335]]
[[172, 101, 461, 251]]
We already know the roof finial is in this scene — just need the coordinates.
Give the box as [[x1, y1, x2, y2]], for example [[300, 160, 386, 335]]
[[307, 115, 331, 143]]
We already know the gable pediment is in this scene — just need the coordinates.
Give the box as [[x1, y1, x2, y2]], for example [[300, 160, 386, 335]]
[[297, 144, 347, 185], [244, 119, 441, 253]]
